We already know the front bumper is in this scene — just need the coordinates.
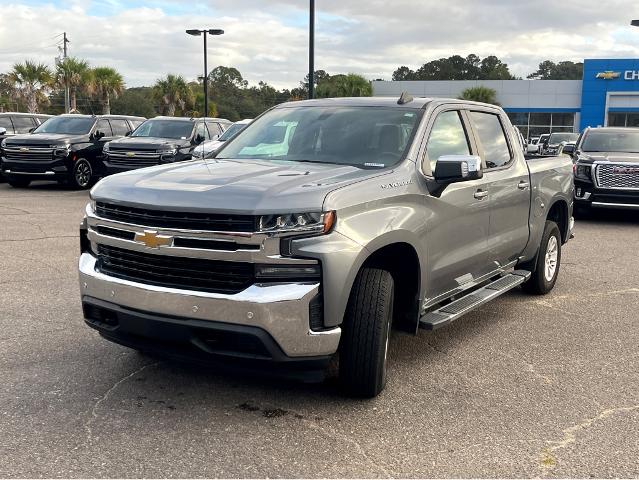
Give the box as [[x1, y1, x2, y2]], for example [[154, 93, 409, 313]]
[[1, 157, 69, 180], [574, 179, 639, 210], [79, 252, 341, 359]]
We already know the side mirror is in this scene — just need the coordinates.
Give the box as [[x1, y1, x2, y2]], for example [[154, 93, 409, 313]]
[[0, 127, 6, 136], [28, 127, 36, 133], [434, 155, 483, 184], [93, 131, 105, 141], [125, 131, 131, 136], [562, 144, 575, 154], [210, 134, 220, 141], [194, 134, 205, 144]]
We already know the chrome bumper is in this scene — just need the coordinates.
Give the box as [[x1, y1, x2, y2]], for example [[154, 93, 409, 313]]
[[79, 253, 340, 357]]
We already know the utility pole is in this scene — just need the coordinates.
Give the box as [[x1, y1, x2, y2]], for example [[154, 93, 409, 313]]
[[309, 0, 315, 99], [203, 32, 208, 117], [63, 32, 70, 113]]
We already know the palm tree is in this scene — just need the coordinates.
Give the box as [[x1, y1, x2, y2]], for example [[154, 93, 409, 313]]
[[91, 67, 124, 114], [153, 74, 194, 116], [55, 57, 91, 112], [459, 86, 500, 105], [334, 73, 372, 97], [10, 61, 53, 113]]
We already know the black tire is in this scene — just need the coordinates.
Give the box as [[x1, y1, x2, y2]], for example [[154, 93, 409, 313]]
[[339, 268, 394, 398], [523, 220, 562, 295], [7, 177, 31, 188], [70, 159, 93, 189]]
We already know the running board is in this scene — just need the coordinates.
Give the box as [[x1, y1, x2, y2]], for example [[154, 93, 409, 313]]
[[419, 270, 531, 330]]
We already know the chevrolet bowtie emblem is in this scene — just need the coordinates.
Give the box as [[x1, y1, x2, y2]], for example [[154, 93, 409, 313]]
[[20, 147, 29, 152], [595, 71, 621, 80], [134, 230, 172, 249], [126, 152, 136, 157]]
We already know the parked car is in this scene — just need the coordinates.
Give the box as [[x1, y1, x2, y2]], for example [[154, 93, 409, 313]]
[[537, 133, 551, 154], [527, 136, 540, 154], [544, 132, 580, 155], [572, 126, 639, 215], [0, 114, 145, 189], [0, 112, 52, 182], [192, 119, 253, 159], [103, 116, 231, 174], [79, 96, 573, 397]]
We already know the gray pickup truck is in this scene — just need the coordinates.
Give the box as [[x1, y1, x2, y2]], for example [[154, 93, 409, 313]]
[[79, 96, 574, 397]]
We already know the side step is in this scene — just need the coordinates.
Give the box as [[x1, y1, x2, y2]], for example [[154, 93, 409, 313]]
[[419, 270, 531, 330]]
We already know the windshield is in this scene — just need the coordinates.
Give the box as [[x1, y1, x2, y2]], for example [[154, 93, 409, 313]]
[[549, 133, 579, 144], [581, 130, 639, 153], [216, 106, 422, 168], [34, 117, 94, 135], [218, 122, 248, 142], [131, 119, 194, 139]]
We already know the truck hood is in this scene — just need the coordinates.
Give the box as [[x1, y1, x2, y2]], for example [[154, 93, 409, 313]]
[[91, 158, 389, 214], [579, 152, 639, 164], [108, 136, 189, 150], [4, 133, 88, 146]]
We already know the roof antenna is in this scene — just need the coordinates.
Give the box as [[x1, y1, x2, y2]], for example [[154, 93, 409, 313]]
[[397, 91, 413, 105]]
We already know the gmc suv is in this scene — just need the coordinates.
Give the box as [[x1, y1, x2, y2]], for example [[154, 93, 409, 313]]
[[572, 126, 639, 215], [79, 96, 574, 397], [1, 114, 145, 189]]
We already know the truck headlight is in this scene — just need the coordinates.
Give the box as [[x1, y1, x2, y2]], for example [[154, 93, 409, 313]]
[[88, 199, 96, 213], [54, 145, 71, 157], [159, 147, 177, 156], [0, 138, 6, 149], [258, 211, 335, 234], [103, 143, 110, 153]]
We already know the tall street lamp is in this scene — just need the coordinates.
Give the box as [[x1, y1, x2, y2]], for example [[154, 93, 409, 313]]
[[186, 28, 224, 117]]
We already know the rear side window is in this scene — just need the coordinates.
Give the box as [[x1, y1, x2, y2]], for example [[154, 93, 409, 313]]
[[110, 119, 130, 136], [425, 110, 471, 173], [206, 122, 223, 136], [12, 116, 36, 133], [470, 112, 511, 168], [0, 117, 14, 133], [195, 122, 210, 140], [129, 119, 144, 129]]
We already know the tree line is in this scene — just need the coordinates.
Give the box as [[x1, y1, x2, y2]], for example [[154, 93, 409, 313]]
[[0, 54, 584, 119]]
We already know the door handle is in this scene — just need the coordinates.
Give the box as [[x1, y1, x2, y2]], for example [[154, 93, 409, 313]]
[[517, 181, 530, 190], [473, 190, 488, 200]]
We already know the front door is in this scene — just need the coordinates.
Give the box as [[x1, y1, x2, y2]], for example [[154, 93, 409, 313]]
[[420, 108, 493, 302]]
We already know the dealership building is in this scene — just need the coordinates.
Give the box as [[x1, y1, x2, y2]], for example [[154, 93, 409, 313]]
[[372, 58, 639, 139]]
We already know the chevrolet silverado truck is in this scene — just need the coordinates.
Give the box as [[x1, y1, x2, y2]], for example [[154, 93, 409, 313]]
[[79, 96, 574, 397], [572, 126, 639, 215]]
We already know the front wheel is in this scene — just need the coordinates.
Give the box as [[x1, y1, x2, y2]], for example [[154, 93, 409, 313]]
[[523, 220, 562, 295], [70, 159, 93, 189], [339, 268, 394, 397]]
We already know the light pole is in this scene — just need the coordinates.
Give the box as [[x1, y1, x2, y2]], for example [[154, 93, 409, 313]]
[[186, 28, 224, 117], [309, 0, 315, 99]]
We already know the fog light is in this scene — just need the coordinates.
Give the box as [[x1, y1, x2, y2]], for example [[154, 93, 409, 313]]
[[255, 264, 321, 280]]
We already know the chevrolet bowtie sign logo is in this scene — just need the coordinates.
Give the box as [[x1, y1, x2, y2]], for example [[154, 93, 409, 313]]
[[595, 71, 621, 80], [20, 147, 29, 152], [126, 152, 136, 157], [134, 230, 172, 249]]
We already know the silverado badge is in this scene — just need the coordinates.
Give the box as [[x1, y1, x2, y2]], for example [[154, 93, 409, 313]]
[[595, 71, 621, 80], [134, 230, 173, 249]]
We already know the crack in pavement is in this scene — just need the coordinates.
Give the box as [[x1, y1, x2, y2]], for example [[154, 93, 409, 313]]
[[0, 235, 78, 244], [540, 404, 639, 472], [84, 362, 161, 445]]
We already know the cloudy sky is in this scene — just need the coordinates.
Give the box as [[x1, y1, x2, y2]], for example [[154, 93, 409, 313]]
[[1, 0, 639, 89]]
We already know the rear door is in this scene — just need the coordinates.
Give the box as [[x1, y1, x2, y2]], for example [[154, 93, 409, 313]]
[[11, 116, 37, 134], [467, 109, 530, 268], [420, 107, 493, 301]]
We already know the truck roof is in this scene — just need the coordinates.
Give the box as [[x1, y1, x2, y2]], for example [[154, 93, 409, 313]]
[[276, 96, 503, 110], [57, 113, 146, 121]]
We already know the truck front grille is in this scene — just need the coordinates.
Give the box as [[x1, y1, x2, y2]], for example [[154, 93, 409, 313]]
[[3, 146, 53, 161], [596, 164, 639, 190], [106, 150, 160, 168], [96, 244, 255, 294], [95, 202, 258, 232]]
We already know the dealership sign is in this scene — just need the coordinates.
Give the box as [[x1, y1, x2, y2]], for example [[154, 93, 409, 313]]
[[596, 70, 639, 80]]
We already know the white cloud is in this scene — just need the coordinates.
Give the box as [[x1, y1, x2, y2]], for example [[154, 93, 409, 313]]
[[0, 0, 638, 89]]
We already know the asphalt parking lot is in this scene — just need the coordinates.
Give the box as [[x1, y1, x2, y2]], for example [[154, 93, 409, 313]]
[[0, 181, 638, 478]]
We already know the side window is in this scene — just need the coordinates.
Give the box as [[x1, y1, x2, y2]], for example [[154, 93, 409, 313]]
[[195, 122, 209, 140], [110, 119, 130, 136], [129, 119, 144, 129], [12, 116, 36, 133], [425, 110, 471, 173], [95, 119, 113, 137], [206, 122, 223, 136], [0, 117, 14, 134], [469, 112, 512, 169]]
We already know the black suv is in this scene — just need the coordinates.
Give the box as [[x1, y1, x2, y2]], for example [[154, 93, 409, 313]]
[[0, 114, 145, 189], [572, 127, 639, 215], [0, 112, 53, 140], [102, 116, 231, 174]]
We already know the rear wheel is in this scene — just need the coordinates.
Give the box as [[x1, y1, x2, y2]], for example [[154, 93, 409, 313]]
[[70, 159, 93, 189], [7, 177, 31, 188], [339, 268, 394, 397], [523, 220, 562, 295]]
